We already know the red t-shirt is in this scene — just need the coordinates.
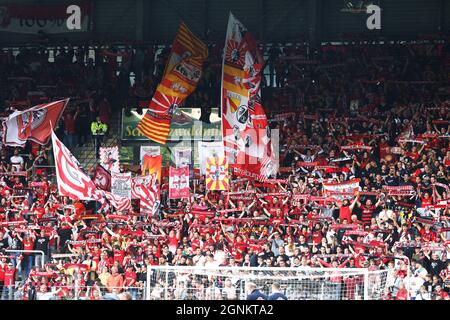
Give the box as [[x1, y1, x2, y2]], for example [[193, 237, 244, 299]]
[[229, 246, 243, 261], [124, 271, 136, 286], [439, 291, 450, 299], [4, 268, 17, 287], [0, 264, 5, 281], [64, 116, 76, 134], [167, 235, 179, 253], [396, 289, 409, 300], [57, 285, 71, 298], [419, 229, 436, 242], [311, 231, 323, 244], [23, 239, 35, 252], [190, 238, 201, 251], [113, 250, 126, 265], [354, 253, 367, 268], [34, 207, 45, 219], [339, 206, 352, 222], [421, 197, 433, 207], [406, 151, 419, 161]]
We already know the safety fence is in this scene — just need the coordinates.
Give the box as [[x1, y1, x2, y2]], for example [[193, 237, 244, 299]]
[[4, 284, 146, 301]]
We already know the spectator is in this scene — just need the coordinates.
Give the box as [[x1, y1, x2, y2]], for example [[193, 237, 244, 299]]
[[106, 266, 124, 293], [63, 112, 76, 149], [97, 97, 112, 129], [2, 261, 19, 300], [268, 282, 288, 300], [33, 229, 53, 268], [91, 116, 108, 157], [10, 149, 24, 172], [74, 105, 90, 147], [0, 40, 448, 301], [246, 282, 267, 300]]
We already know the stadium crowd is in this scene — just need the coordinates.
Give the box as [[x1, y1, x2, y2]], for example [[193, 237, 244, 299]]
[[0, 39, 448, 300]]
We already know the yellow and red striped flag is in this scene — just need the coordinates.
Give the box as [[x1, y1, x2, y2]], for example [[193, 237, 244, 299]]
[[137, 22, 208, 144], [205, 157, 229, 191]]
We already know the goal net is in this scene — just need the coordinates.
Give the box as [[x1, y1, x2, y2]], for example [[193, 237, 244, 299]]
[[145, 266, 390, 300]]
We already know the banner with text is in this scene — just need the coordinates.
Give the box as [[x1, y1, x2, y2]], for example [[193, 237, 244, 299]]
[[0, 1, 91, 34], [111, 172, 132, 200], [122, 108, 221, 142], [169, 166, 190, 199]]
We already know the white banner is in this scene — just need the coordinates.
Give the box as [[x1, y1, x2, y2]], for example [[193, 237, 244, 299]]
[[99, 146, 120, 173], [174, 147, 191, 168], [0, 1, 91, 34], [198, 141, 224, 175], [111, 172, 132, 200]]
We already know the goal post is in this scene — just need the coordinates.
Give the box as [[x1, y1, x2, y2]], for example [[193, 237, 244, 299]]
[[145, 266, 390, 300]]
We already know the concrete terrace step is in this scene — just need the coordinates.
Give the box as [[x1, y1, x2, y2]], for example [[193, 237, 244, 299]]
[[70, 110, 123, 171]]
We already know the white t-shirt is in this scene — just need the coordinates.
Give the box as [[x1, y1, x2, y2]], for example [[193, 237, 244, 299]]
[[413, 267, 428, 279], [222, 286, 237, 300], [409, 276, 425, 298], [10, 155, 24, 171]]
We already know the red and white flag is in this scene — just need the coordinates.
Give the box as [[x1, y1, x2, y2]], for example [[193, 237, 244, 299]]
[[52, 130, 96, 200], [169, 166, 190, 199], [221, 13, 277, 181], [92, 164, 111, 191], [3, 99, 68, 146], [95, 190, 132, 212], [132, 174, 160, 215], [52, 130, 131, 211]]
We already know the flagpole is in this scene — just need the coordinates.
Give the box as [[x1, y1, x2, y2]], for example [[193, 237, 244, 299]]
[[94, 134, 98, 161], [220, 12, 231, 181]]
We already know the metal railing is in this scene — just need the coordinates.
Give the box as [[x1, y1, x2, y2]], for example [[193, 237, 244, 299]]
[[12, 285, 147, 300], [5, 250, 45, 268]]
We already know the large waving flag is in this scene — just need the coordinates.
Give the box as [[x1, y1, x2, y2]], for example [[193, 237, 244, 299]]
[[51, 130, 131, 211], [3, 99, 68, 146], [52, 130, 97, 200], [221, 13, 277, 181], [98, 190, 132, 212], [137, 22, 208, 144]]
